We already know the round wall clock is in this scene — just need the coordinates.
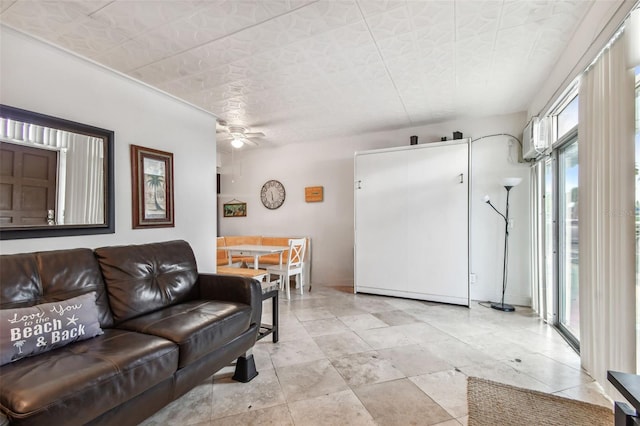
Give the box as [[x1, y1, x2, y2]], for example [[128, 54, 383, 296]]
[[261, 179, 286, 209]]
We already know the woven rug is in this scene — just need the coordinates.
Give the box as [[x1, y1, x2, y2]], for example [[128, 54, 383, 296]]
[[467, 376, 613, 426]]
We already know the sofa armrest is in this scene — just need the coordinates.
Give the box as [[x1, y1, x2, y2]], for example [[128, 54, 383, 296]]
[[197, 273, 263, 327]]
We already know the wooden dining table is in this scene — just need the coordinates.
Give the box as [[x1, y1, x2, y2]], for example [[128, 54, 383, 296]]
[[219, 244, 289, 269]]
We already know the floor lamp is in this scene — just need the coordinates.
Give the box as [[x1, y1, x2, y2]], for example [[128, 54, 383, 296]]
[[483, 177, 522, 312]]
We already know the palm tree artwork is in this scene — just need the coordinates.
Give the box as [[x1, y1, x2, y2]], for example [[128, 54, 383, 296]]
[[146, 173, 165, 212], [143, 157, 166, 219]]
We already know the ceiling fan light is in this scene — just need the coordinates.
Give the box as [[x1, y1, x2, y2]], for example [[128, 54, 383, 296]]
[[231, 138, 244, 148]]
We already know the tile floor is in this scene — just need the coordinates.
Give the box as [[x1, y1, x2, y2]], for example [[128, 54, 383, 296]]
[[140, 285, 612, 425]]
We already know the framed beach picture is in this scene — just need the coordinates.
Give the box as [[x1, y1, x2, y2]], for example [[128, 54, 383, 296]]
[[130, 145, 174, 228], [223, 201, 247, 217]]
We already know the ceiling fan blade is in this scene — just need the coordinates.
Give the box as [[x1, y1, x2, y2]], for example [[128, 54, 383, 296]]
[[244, 132, 265, 138], [243, 139, 260, 147]]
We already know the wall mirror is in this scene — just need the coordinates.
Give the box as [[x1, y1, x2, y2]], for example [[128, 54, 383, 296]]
[[0, 104, 114, 240]]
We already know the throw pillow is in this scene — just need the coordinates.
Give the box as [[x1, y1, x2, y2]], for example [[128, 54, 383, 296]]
[[0, 292, 103, 366]]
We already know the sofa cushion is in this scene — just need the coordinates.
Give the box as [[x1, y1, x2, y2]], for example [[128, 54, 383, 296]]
[[0, 329, 178, 426], [0, 292, 103, 366], [0, 249, 114, 328], [95, 240, 199, 324], [116, 300, 251, 368]]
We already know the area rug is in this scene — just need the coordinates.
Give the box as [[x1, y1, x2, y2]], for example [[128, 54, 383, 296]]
[[467, 376, 613, 426]]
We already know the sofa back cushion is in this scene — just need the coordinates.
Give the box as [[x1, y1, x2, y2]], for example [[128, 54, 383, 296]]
[[95, 240, 199, 324], [0, 249, 114, 328]]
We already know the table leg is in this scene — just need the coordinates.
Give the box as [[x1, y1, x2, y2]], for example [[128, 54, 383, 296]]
[[614, 401, 639, 426], [272, 291, 279, 343]]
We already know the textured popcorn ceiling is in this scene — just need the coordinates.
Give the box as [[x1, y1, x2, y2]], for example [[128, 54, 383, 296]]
[[0, 0, 593, 151]]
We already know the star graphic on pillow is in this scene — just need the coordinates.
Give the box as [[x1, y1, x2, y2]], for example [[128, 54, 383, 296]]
[[67, 315, 79, 326]]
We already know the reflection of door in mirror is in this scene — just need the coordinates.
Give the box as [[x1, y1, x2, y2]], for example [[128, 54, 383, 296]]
[[0, 142, 57, 226], [0, 118, 104, 226]]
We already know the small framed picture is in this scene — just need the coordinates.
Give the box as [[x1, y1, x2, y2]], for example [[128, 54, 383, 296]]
[[305, 186, 324, 202], [131, 145, 174, 228], [223, 202, 247, 217]]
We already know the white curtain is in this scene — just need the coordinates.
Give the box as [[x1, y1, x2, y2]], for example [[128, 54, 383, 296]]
[[578, 29, 636, 398]]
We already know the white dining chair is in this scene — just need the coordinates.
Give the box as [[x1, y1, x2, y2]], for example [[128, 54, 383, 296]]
[[266, 238, 306, 300]]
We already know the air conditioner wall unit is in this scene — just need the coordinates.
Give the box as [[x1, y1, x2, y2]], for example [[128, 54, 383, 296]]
[[522, 117, 548, 160]]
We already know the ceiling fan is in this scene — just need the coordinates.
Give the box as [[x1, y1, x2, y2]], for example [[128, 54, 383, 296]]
[[216, 122, 265, 149]]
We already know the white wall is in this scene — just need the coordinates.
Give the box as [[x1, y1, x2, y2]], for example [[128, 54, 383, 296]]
[[219, 112, 532, 306], [0, 27, 219, 272]]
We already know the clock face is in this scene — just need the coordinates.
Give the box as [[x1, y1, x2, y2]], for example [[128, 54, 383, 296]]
[[261, 180, 286, 209]]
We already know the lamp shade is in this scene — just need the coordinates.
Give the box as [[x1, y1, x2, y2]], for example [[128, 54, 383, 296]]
[[483, 195, 491, 202], [500, 177, 522, 187], [231, 138, 244, 149]]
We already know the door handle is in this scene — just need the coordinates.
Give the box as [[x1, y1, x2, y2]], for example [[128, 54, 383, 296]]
[[459, 173, 464, 184]]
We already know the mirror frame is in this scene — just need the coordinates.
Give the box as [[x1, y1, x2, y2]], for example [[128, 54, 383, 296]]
[[0, 104, 115, 240]]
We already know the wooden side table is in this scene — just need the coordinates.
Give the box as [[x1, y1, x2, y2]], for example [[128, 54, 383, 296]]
[[258, 280, 279, 343], [608, 370, 640, 425], [216, 267, 279, 343]]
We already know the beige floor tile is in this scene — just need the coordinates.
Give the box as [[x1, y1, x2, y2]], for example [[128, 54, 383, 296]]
[[353, 378, 453, 425], [293, 307, 335, 322], [209, 404, 293, 425], [410, 369, 469, 418], [433, 420, 463, 426], [140, 378, 213, 426], [275, 358, 349, 402], [505, 353, 593, 392], [421, 338, 496, 368], [339, 313, 389, 331], [377, 344, 452, 376], [288, 390, 376, 426], [210, 368, 285, 419], [372, 309, 422, 326], [356, 325, 415, 350], [313, 331, 373, 358], [302, 317, 350, 336], [326, 303, 369, 318], [554, 381, 613, 408], [395, 322, 457, 345], [331, 350, 405, 387], [459, 361, 553, 393], [267, 338, 326, 368]]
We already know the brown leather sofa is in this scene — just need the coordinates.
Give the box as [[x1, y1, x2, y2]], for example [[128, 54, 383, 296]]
[[0, 240, 262, 426]]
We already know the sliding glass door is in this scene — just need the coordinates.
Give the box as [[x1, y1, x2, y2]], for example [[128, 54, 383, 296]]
[[558, 136, 579, 344]]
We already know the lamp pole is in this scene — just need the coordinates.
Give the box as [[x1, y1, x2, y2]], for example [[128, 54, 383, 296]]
[[484, 177, 521, 312]]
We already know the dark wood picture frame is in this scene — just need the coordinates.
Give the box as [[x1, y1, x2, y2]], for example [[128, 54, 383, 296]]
[[223, 202, 247, 217], [0, 104, 115, 240], [131, 144, 174, 228]]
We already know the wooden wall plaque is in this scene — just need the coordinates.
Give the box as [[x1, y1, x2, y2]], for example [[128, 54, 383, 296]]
[[305, 186, 323, 202]]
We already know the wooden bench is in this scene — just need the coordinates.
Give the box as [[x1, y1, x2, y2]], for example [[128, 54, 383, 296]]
[[217, 265, 268, 281]]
